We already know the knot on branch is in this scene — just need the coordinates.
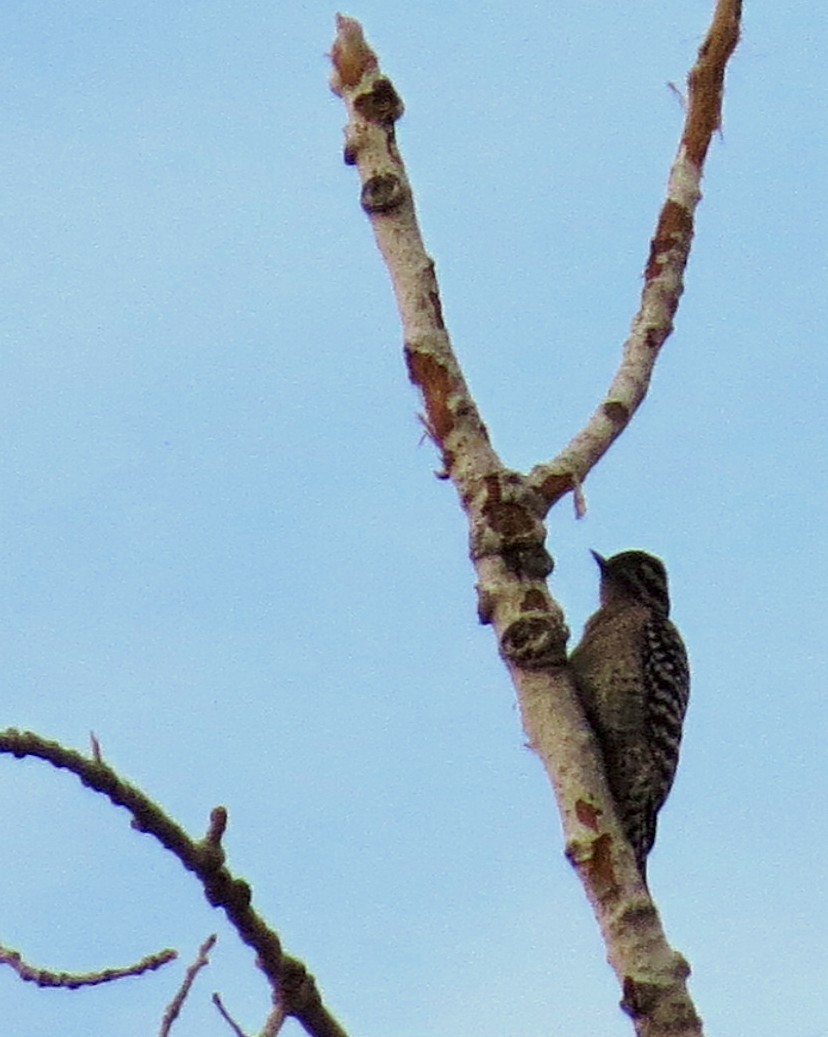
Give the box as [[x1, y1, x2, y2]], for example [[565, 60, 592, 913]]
[[500, 613, 567, 669], [601, 400, 630, 425], [620, 944, 697, 1024], [621, 975, 664, 1019], [471, 472, 552, 580], [204, 872, 252, 911], [280, 958, 325, 1017], [621, 967, 702, 1028], [361, 174, 407, 214], [354, 77, 404, 125]]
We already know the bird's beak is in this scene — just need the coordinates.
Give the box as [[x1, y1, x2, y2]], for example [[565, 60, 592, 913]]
[[590, 550, 607, 569]]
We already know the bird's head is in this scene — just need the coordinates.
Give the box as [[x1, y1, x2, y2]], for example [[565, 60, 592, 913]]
[[591, 549, 671, 617]]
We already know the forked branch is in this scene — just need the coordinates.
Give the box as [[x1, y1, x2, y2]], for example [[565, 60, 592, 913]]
[[331, 5, 741, 1035], [0, 729, 349, 1037]]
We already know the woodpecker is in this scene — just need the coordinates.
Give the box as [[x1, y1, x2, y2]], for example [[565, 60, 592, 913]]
[[569, 550, 690, 881]]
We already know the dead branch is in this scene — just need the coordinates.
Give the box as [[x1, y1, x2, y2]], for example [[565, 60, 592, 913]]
[[158, 934, 216, 1037], [0, 729, 349, 1037], [0, 942, 175, 989], [330, 4, 742, 1034], [213, 992, 251, 1037], [528, 0, 742, 509]]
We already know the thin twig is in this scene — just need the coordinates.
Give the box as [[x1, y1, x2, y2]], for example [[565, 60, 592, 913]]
[[212, 992, 250, 1037], [262, 1001, 289, 1036], [0, 942, 175, 989], [0, 729, 349, 1037], [158, 934, 216, 1037]]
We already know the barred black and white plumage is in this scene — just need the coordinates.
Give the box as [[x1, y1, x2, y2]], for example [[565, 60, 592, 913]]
[[569, 550, 690, 881]]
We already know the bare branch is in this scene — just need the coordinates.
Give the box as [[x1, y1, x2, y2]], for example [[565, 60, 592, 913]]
[[212, 990, 287, 1037], [213, 992, 251, 1037], [528, 0, 742, 509], [262, 1003, 289, 1036], [158, 934, 216, 1037], [331, 5, 742, 1033], [0, 941, 175, 989], [330, 14, 503, 498], [90, 730, 103, 763], [205, 805, 229, 846], [0, 729, 350, 1037]]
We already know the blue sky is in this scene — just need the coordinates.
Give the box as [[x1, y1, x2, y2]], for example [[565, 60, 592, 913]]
[[1, 3, 826, 1035]]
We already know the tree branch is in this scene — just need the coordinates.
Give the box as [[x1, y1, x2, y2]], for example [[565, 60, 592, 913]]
[[330, 5, 741, 1034], [159, 934, 216, 1037], [0, 942, 175, 989], [529, 0, 742, 510], [0, 729, 349, 1037]]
